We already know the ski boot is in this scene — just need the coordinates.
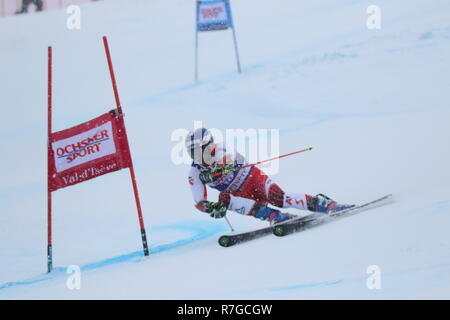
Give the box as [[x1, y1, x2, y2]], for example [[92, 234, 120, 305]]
[[251, 203, 297, 225], [307, 194, 354, 214]]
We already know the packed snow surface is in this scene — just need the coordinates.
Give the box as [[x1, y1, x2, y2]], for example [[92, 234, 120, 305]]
[[0, 0, 450, 299]]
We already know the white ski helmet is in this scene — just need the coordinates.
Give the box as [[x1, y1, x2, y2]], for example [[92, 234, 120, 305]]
[[185, 128, 214, 159]]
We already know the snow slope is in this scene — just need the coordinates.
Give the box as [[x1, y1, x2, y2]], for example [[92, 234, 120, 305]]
[[1, 0, 450, 299]]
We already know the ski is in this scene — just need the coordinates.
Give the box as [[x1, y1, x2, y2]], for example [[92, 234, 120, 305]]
[[218, 214, 322, 247], [218, 225, 273, 247], [272, 194, 393, 237], [218, 194, 393, 247]]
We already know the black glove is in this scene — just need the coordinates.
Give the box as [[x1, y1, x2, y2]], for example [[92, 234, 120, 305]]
[[198, 201, 228, 219], [199, 164, 235, 184]]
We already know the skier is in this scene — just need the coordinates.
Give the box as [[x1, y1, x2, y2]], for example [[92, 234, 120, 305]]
[[15, 0, 43, 14], [186, 128, 354, 224]]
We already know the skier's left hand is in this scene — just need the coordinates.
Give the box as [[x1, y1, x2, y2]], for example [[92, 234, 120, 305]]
[[199, 201, 227, 219], [199, 163, 235, 184]]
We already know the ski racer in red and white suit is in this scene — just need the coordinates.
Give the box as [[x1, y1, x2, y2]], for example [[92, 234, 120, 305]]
[[186, 128, 352, 223]]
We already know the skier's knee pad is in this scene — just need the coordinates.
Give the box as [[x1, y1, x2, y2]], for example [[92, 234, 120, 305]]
[[267, 183, 285, 208]]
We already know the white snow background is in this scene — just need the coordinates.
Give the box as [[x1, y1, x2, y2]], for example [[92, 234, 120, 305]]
[[0, 0, 450, 299]]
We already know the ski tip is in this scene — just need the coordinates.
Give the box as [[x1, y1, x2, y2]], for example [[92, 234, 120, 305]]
[[273, 225, 285, 237], [218, 236, 232, 247]]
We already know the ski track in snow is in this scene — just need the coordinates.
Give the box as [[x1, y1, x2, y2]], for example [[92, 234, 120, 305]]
[[0, 220, 227, 291], [1, 186, 449, 296]]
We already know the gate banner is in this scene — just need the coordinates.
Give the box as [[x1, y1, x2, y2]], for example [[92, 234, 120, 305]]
[[48, 109, 132, 191], [197, 0, 232, 32]]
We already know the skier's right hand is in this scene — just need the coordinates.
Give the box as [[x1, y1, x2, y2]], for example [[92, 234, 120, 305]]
[[199, 170, 214, 184], [199, 164, 235, 184], [198, 201, 227, 219]]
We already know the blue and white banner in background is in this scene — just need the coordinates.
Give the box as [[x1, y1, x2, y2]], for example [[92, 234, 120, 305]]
[[196, 0, 233, 32], [195, 0, 241, 81]]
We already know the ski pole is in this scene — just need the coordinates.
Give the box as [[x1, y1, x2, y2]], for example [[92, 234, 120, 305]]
[[212, 146, 313, 178], [224, 216, 235, 232]]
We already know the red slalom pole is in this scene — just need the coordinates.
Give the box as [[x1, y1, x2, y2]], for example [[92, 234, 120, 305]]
[[102, 36, 149, 256], [212, 147, 313, 178], [103, 36, 123, 116], [47, 46, 53, 273]]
